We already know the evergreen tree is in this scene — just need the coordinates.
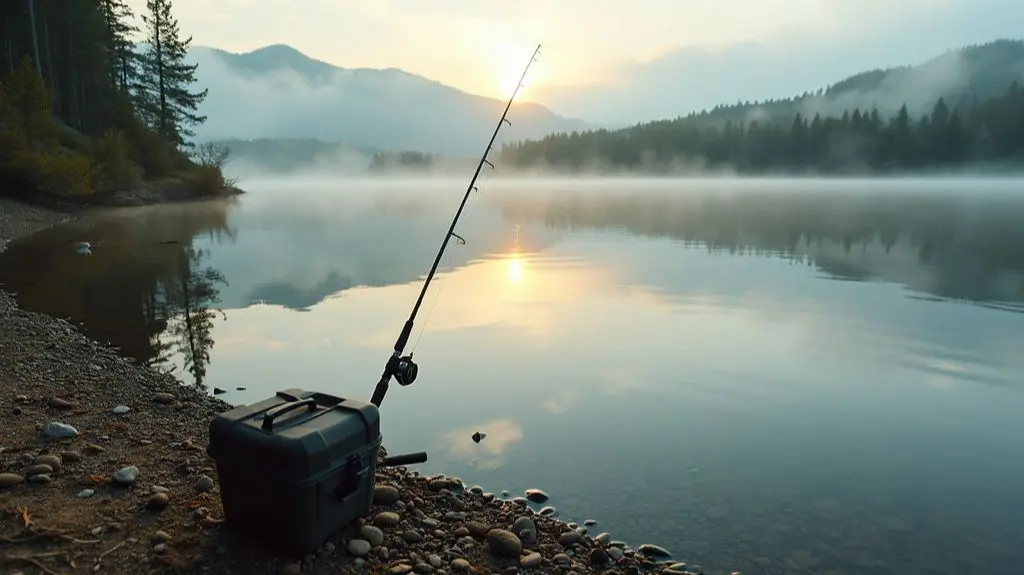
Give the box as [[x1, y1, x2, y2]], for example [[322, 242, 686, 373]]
[[134, 0, 207, 149], [98, 0, 138, 93]]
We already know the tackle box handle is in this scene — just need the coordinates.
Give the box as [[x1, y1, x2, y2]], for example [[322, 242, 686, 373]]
[[262, 398, 318, 431]]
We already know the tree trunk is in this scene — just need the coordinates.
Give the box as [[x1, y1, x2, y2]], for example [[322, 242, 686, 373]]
[[67, 13, 80, 128], [39, 0, 59, 114], [25, 0, 43, 76], [154, 10, 167, 139]]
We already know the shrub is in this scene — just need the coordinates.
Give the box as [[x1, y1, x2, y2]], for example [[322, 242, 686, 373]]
[[186, 164, 230, 197], [91, 129, 143, 191]]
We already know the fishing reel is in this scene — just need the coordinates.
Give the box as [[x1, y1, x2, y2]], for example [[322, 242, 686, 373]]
[[393, 355, 418, 386]]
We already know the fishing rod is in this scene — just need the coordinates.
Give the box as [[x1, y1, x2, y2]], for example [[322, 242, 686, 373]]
[[369, 44, 541, 408]]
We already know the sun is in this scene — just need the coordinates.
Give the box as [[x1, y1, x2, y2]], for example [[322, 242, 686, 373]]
[[493, 45, 540, 100], [499, 72, 524, 99]]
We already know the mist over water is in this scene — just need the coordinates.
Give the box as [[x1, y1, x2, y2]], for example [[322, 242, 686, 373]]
[[3, 176, 1024, 575]]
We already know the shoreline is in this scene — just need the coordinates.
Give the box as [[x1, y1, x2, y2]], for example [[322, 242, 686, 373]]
[[0, 198, 690, 575]]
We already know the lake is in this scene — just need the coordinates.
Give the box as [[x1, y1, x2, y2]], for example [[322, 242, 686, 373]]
[[2, 177, 1024, 575]]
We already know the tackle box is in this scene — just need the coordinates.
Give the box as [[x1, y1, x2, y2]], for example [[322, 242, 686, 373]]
[[206, 388, 382, 556]]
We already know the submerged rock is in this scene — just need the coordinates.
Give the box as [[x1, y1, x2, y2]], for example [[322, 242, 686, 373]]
[[524, 488, 549, 503]]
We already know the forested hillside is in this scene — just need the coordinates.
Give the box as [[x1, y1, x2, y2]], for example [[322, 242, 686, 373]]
[[499, 41, 1024, 174], [0, 0, 233, 201]]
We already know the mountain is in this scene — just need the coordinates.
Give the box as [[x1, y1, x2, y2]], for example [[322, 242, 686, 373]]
[[187, 44, 590, 156], [498, 40, 1024, 174]]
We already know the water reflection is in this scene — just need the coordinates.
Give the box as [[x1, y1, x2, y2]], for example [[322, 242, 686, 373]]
[[2, 181, 1024, 574], [437, 419, 523, 471], [0, 201, 235, 387]]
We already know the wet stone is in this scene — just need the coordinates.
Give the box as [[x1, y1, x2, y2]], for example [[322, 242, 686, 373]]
[[524, 489, 549, 503]]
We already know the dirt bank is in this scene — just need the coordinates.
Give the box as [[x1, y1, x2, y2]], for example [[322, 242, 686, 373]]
[[0, 200, 690, 575]]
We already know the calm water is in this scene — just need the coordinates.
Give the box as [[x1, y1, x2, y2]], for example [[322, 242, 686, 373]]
[[3, 177, 1024, 575]]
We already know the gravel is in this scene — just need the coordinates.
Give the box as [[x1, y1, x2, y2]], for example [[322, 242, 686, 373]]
[[0, 199, 700, 575]]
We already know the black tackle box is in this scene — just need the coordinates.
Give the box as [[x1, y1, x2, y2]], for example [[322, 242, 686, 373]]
[[206, 388, 382, 556]]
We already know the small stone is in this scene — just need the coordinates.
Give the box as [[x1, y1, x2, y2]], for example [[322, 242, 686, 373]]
[[552, 553, 570, 564], [558, 531, 582, 546], [41, 422, 78, 438], [589, 548, 610, 565], [34, 454, 62, 471], [583, 519, 597, 526], [520, 552, 543, 568], [154, 543, 167, 553], [387, 564, 413, 575], [24, 464, 53, 476], [83, 443, 104, 454], [637, 543, 671, 557], [413, 562, 431, 573], [151, 485, 170, 493], [27, 474, 51, 484], [113, 466, 139, 485], [444, 511, 466, 521], [451, 558, 471, 571], [77, 489, 95, 498], [195, 475, 215, 492], [524, 489, 549, 503], [112, 405, 131, 414], [538, 506, 556, 516], [453, 526, 470, 537], [347, 538, 372, 556], [486, 529, 522, 558], [403, 529, 423, 543], [428, 554, 442, 568], [153, 392, 174, 404], [594, 532, 612, 545], [48, 397, 74, 410], [280, 562, 302, 575], [373, 484, 401, 505], [152, 530, 173, 543], [374, 511, 401, 527], [466, 521, 489, 538], [59, 451, 82, 463], [147, 492, 170, 511], [360, 524, 385, 546]]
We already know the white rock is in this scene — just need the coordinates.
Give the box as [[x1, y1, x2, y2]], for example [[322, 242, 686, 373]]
[[113, 466, 139, 485], [77, 489, 95, 498], [112, 405, 131, 414], [41, 422, 79, 438]]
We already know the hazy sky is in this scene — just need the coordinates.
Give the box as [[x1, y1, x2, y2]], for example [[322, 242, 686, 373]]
[[128, 0, 1021, 102]]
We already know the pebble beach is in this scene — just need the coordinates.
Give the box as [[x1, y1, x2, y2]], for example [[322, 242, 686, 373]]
[[0, 198, 703, 575]]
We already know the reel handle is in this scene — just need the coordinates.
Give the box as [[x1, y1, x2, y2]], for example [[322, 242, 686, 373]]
[[381, 451, 428, 468]]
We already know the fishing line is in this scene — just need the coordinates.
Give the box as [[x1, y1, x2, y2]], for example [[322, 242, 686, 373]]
[[369, 44, 541, 408], [409, 180, 486, 354]]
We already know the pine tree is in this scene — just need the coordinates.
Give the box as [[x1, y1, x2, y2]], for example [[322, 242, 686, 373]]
[[134, 0, 207, 149], [98, 0, 139, 93]]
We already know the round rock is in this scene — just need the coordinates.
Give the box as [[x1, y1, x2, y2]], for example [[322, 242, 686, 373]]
[[524, 489, 549, 503], [520, 552, 543, 568], [486, 529, 522, 558], [373, 484, 401, 505], [347, 538, 372, 556], [0, 473, 25, 488], [360, 524, 385, 546], [34, 454, 62, 471], [374, 511, 400, 528], [146, 492, 170, 511]]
